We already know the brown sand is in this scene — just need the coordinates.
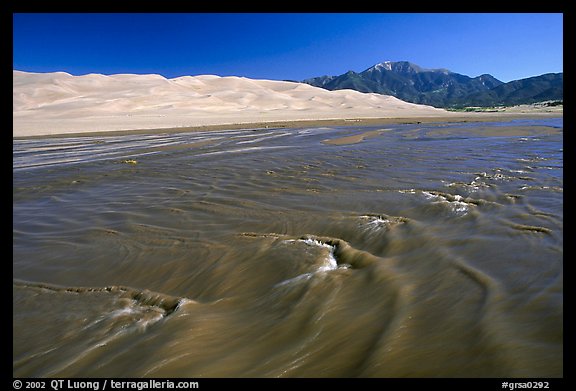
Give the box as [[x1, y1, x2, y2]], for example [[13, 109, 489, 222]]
[[14, 114, 562, 140], [426, 125, 562, 138], [322, 129, 391, 145]]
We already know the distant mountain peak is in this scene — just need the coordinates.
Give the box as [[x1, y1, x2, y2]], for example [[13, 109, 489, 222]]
[[363, 61, 451, 75], [367, 61, 393, 72]]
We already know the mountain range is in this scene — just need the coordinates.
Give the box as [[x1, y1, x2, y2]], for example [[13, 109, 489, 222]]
[[302, 61, 563, 108]]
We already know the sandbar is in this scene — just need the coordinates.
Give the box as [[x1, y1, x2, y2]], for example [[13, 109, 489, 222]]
[[426, 125, 562, 138], [322, 129, 391, 145]]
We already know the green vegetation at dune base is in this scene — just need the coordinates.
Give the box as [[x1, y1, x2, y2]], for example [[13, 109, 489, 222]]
[[446, 100, 563, 112]]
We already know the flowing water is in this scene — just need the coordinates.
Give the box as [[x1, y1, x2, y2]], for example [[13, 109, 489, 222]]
[[13, 118, 563, 377]]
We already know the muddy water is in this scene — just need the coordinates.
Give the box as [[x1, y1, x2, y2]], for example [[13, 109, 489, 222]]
[[13, 118, 563, 377]]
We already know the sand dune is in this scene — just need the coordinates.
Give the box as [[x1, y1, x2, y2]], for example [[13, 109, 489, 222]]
[[13, 70, 453, 137]]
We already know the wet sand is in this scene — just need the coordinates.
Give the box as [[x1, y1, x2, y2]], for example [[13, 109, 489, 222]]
[[14, 113, 562, 140], [427, 124, 562, 137], [322, 129, 391, 145]]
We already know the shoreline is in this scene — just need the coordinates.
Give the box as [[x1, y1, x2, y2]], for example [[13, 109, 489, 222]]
[[13, 112, 562, 140]]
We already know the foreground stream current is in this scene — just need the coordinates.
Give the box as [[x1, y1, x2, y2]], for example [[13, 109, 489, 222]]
[[13, 119, 563, 377]]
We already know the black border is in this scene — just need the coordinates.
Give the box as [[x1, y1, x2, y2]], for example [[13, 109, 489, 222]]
[[9, 5, 569, 386]]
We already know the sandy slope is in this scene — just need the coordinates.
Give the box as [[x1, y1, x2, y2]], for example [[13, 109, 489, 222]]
[[13, 70, 454, 137]]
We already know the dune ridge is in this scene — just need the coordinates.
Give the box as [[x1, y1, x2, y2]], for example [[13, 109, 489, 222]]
[[13, 70, 455, 137]]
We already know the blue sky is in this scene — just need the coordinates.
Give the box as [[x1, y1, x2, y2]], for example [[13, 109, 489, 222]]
[[13, 13, 563, 82]]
